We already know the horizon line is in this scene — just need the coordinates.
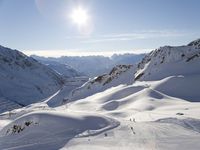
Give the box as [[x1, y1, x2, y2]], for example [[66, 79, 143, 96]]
[[22, 49, 152, 58]]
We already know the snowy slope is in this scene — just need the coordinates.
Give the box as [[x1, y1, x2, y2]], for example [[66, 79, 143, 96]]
[[1, 39, 200, 150], [46, 63, 83, 78], [37, 60, 84, 78], [0, 111, 119, 150], [45, 77, 89, 107], [68, 65, 136, 101], [0, 45, 64, 108], [68, 40, 200, 103], [63, 81, 200, 150], [135, 45, 200, 81], [132, 40, 200, 101], [0, 97, 21, 113], [1, 80, 200, 150]]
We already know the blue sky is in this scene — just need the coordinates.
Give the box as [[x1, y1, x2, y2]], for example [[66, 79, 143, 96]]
[[0, 0, 200, 56]]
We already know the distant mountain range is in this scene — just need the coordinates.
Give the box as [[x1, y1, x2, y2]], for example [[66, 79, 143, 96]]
[[36, 59, 85, 78], [32, 53, 145, 78]]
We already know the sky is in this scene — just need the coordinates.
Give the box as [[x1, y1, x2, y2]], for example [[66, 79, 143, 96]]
[[0, 0, 200, 57]]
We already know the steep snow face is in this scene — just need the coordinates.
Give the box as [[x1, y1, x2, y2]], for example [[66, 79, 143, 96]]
[[68, 65, 136, 101], [0, 45, 64, 107], [135, 45, 200, 81]]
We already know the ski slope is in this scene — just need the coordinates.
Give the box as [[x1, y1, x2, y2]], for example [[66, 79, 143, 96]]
[[0, 39, 200, 149], [1, 73, 200, 150]]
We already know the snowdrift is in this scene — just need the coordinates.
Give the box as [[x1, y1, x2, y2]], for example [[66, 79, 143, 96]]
[[0, 111, 119, 150]]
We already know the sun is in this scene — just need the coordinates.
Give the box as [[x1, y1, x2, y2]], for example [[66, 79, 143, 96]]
[[70, 6, 89, 27]]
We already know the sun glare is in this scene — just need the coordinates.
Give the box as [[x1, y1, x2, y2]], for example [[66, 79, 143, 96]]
[[70, 6, 89, 27]]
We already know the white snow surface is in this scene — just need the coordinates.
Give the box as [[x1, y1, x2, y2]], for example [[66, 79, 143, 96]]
[[135, 45, 200, 81], [1, 40, 200, 149], [0, 45, 64, 108], [68, 65, 136, 102], [1, 78, 200, 150]]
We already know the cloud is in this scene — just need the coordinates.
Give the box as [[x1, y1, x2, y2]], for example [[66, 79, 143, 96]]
[[79, 30, 188, 43]]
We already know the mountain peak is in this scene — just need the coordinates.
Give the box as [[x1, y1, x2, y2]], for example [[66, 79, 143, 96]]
[[135, 43, 200, 81], [188, 38, 200, 49]]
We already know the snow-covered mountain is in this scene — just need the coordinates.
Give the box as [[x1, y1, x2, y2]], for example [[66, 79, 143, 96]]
[[135, 45, 200, 81], [187, 38, 200, 49], [1, 39, 200, 150], [66, 40, 200, 103], [34, 59, 84, 79], [0, 98, 21, 113], [32, 53, 145, 78], [46, 63, 84, 78], [68, 65, 135, 101], [0, 45, 64, 110], [133, 40, 200, 101]]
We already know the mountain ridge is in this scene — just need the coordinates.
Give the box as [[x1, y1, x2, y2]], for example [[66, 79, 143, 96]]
[[0, 45, 64, 110]]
